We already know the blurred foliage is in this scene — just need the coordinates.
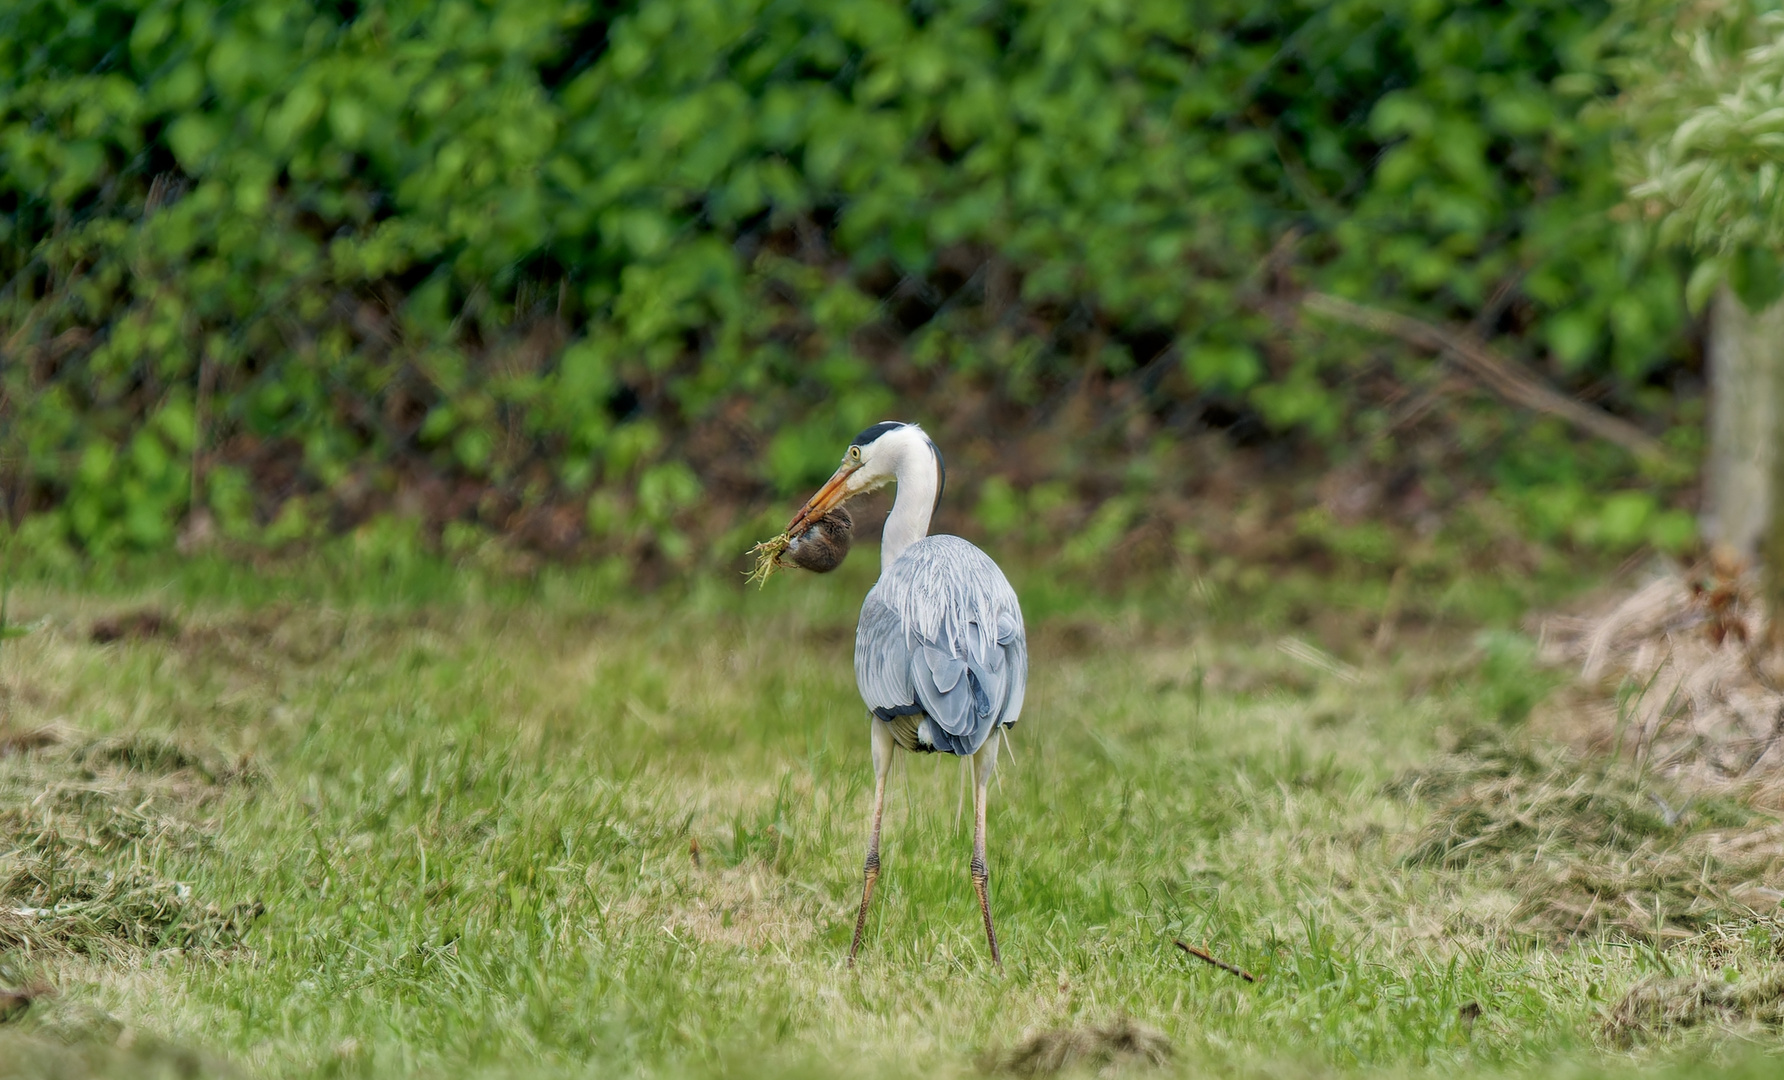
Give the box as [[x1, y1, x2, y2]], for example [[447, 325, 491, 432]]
[[0, 0, 1698, 565], [1617, 1, 1784, 309]]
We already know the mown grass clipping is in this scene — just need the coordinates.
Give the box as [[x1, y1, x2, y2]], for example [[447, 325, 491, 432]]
[[1393, 731, 1780, 943], [0, 725, 261, 959]]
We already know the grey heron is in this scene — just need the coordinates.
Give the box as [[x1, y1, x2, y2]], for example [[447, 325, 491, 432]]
[[783, 421, 1028, 967]]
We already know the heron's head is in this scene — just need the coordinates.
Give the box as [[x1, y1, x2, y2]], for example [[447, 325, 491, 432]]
[[785, 421, 935, 534]]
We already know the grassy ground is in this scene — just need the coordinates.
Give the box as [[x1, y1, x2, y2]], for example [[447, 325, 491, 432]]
[[0, 556, 1782, 1078]]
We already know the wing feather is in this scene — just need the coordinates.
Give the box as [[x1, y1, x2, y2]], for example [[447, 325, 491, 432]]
[[854, 535, 1027, 756], [921, 646, 966, 692], [855, 593, 916, 716]]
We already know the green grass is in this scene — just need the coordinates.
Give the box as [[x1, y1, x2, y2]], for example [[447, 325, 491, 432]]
[[0, 559, 1781, 1078]]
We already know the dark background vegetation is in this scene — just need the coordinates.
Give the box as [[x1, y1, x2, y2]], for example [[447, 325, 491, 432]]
[[1, 0, 1704, 582]]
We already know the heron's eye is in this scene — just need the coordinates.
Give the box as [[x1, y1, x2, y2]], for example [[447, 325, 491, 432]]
[[848, 446, 862, 462]]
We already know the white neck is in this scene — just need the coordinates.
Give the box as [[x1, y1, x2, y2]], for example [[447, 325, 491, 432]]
[[879, 434, 938, 571]]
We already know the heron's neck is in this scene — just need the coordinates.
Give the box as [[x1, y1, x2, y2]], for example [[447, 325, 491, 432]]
[[880, 441, 938, 571]]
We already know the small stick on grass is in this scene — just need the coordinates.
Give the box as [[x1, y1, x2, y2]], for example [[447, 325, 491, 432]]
[[1174, 940, 1257, 982]]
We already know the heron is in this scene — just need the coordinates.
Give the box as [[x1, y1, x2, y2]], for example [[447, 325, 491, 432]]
[[782, 420, 1028, 967]]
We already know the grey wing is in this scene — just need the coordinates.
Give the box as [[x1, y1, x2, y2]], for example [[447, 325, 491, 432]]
[[998, 612, 1027, 731], [855, 549, 1027, 756], [855, 592, 920, 724]]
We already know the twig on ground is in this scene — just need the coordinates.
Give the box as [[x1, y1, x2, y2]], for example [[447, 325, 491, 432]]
[[1173, 940, 1257, 982], [1301, 291, 1670, 462]]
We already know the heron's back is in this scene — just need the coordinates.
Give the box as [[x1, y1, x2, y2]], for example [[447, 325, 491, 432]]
[[855, 535, 1027, 755]]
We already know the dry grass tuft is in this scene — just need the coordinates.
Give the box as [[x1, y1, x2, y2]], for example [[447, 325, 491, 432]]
[[1668, 914, 1784, 968], [987, 1018, 1172, 1076], [1394, 733, 1782, 942], [1603, 970, 1784, 1045], [745, 533, 792, 588], [0, 724, 261, 958], [1538, 558, 1784, 784]]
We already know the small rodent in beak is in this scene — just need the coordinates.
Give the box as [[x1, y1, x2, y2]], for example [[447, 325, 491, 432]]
[[781, 507, 853, 573]]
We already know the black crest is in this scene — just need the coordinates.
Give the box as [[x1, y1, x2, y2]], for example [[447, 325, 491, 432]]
[[849, 421, 905, 448]]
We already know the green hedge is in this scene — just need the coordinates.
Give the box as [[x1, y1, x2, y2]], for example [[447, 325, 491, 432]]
[[1, 0, 1691, 561]]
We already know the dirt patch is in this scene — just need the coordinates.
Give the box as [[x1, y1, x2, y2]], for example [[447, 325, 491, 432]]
[[89, 610, 180, 645], [1394, 733, 1782, 942], [0, 1012, 239, 1080], [0, 981, 51, 1024], [76, 732, 243, 784], [1604, 971, 1784, 1045], [0, 727, 60, 757], [986, 1018, 1172, 1076]]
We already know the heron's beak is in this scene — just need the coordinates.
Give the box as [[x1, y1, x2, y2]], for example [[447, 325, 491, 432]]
[[787, 463, 859, 535]]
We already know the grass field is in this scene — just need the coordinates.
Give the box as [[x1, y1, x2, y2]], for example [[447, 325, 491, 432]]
[[1, 555, 1783, 1078]]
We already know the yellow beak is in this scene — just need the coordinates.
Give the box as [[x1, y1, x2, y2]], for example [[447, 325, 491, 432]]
[[787, 463, 859, 535]]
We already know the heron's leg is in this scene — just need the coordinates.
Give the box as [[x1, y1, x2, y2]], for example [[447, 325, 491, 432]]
[[848, 718, 895, 968], [971, 727, 1002, 966]]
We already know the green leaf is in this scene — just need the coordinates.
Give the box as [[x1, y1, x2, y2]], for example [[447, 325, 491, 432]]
[[1369, 92, 1435, 138], [1730, 246, 1784, 312], [129, 7, 174, 57], [1183, 344, 1261, 391], [166, 114, 222, 171], [1685, 258, 1725, 316], [329, 96, 368, 145], [1546, 310, 1599, 369]]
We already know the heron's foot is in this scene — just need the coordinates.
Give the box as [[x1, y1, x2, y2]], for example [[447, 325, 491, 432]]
[[971, 860, 1001, 967], [848, 861, 880, 968]]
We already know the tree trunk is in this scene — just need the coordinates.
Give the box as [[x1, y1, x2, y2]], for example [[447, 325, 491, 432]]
[[1706, 287, 1784, 650], [1770, 379, 1784, 654], [1705, 287, 1784, 559]]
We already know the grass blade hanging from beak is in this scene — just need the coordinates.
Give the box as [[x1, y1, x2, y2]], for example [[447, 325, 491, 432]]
[[745, 533, 792, 588], [747, 507, 853, 587]]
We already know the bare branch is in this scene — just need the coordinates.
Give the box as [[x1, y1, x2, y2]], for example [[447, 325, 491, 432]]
[[1301, 291, 1673, 463]]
